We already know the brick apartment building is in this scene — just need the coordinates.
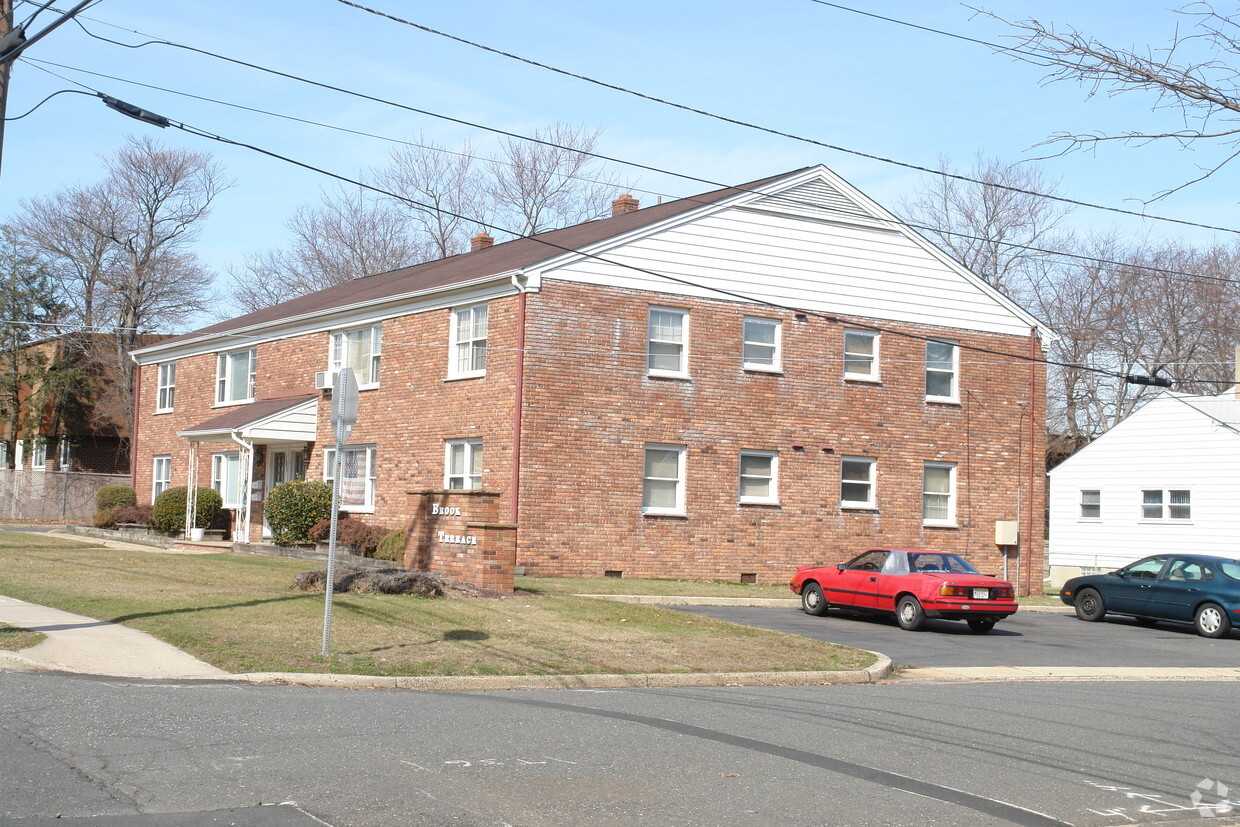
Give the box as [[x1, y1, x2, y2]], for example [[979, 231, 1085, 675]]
[[130, 166, 1049, 590]]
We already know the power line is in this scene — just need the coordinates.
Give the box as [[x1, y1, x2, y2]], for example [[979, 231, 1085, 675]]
[[21, 55, 1240, 294], [331, 0, 1240, 238]]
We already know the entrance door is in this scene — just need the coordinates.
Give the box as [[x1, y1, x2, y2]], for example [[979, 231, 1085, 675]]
[[262, 446, 306, 540]]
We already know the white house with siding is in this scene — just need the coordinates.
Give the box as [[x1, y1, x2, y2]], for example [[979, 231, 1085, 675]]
[[1048, 390, 1240, 585]]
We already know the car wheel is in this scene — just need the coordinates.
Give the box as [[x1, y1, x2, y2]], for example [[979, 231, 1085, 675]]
[[801, 582, 829, 617], [1074, 587, 1106, 622], [1134, 617, 1160, 627], [896, 595, 926, 631], [966, 618, 996, 633], [1194, 603, 1232, 639]]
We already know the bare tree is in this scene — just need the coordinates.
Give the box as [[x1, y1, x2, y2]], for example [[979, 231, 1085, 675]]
[[900, 154, 1072, 296], [229, 186, 427, 313], [983, 3, 1240, 195], [373, 134, 486, 258], [485, 123, 630, 236]]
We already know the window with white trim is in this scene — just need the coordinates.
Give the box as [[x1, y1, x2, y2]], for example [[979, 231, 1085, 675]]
[[1142, 489, 1191, 520], [923, 462, 957, 526], [0, 442, 7, 467], [742, 317, 780, 372], [30, 437, 46, 469], [153, 455, 172, 499], [643, 443, 685, 514], [840, 456, 876, 509], [325, 445, 377, 510], [156, 362, 176, 412], [215, 348, 256, 404], [925, 340, 958, 402], [739, 450, 778, 504], [1080, 489, 1100, 520], [444, 439, 483, 490], [647, 307, 689, 377], [331, 323, 382, 386], [58, 438, 70, 469], [843, 330, 879, 381], [211, 452, 242, 508], [449, 303, 488, 379]]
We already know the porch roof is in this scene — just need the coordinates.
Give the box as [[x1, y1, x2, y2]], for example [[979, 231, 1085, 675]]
[[178, 394, 318, 443]]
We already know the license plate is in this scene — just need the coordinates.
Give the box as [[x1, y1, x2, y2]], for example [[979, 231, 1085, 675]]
[[972, 588, 990, 600]]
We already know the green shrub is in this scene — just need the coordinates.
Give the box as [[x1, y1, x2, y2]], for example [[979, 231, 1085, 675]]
[[265, 479, 333, 546], [374, 529, 407, 561], [93, 508, 119, 528], [96, 485, 136, 511], [152, 486, 223, 534]]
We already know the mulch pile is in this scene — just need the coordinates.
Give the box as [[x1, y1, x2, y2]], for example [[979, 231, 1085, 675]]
[[290, 565, 486, 598]]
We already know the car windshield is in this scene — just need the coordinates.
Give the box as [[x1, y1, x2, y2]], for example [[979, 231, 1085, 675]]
[[905, 552, 980, 574], [1217, 559, 1240, 581]]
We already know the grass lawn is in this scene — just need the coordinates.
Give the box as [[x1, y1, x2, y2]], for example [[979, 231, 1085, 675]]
[[0, 623, 46, 651], [0, 531, 874, 677]]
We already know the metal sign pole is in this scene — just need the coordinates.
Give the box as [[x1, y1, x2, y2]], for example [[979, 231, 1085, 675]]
[[322, 367, 358, 658]]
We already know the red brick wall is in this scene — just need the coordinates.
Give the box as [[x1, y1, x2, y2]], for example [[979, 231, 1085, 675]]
[[405, 490, 516, 591], [515, 280, 1046, 588]]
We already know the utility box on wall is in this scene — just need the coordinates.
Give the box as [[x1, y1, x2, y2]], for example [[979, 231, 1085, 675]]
[[995, 521, 1019, 546]]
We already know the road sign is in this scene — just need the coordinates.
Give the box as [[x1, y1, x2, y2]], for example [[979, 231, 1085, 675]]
[[330, 367, 358, 443]]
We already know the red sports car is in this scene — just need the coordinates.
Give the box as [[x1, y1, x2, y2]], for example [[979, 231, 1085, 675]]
[[789, 548, 1018, 633]]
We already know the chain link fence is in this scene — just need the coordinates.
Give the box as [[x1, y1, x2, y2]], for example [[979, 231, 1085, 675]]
[[0, 470, 130, 523]]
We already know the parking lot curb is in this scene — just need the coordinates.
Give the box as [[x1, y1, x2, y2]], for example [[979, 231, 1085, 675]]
[[897, 665, 1240, 683]]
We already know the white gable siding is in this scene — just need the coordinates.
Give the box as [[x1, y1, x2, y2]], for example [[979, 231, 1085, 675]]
[[1049, 394, 1240, 571], [247, 402, 318, 442], [539, 204, 1035, 337]]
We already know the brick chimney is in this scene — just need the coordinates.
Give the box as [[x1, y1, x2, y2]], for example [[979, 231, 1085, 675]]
[[611, 194, 639, 217], [470, 232, 494, 252]]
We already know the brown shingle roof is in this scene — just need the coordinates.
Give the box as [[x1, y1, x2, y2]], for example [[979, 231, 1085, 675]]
[[178, 394, 317, 436], [153, 170, 803, 349]]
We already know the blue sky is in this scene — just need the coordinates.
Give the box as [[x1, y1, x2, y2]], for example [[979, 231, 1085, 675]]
[[3, 1, 1235, 327]]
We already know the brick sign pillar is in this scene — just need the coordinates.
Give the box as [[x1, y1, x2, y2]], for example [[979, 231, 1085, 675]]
[[404, 490, 517, 592]]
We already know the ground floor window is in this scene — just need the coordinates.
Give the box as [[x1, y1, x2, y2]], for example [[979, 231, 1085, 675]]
[[643, 443, 685, 515], [1142, 489, 1190, 520], [738, 450, 778, 504], [840, 456, 876, 509], [211, 452, 242, 508], [444, 439, 483, 490], [923, 462, 956, 526], [325, 445, 377, 510], [153, 456, 172, 498]]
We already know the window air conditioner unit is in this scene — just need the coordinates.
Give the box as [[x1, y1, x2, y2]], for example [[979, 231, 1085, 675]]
[[314, 370, 336, 390]]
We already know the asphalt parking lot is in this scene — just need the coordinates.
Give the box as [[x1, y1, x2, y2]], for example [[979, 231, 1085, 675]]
[[672, 604, 1240, 668]]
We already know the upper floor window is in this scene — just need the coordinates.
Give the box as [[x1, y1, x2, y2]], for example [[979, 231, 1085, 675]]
[[1142, 489, 1191, 520], [444, 439, 483, 490], [643, 443, 686, 515], [923, 462, 957, 526], [738, 450, 778, 504], [840, 456, 876, 509], [1080, 489, 1100, 520], [325, 444, 377, 510], [449, 303, 488, 379], [331, 323, 382, 387], [925, 340, 958, 402], [648, 307, 689, 378], [153, 455, 172, 499], [156, 362, 176, 412], [742, 317, 781, 372], [844, 330, 879, 381], [216, 348, 256, 405]]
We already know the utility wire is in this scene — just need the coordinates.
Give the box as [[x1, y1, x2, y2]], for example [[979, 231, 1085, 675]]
[[805, 0, 1037, 58], [331, 0, 1240, 238], [21, 55, 1240, 293]]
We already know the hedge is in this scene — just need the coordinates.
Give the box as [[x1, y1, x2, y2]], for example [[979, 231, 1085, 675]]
[[264, 479, 334, 546], [95, 486, 136, 511], [152, 486, 223, 534]]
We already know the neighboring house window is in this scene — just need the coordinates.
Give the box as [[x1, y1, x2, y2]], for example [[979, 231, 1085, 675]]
[[325, 445, 377, 510], [153, 456, 172, 498], [58, 438, 71, 469], [1142, 489, 1191, 520], [211, 452, 242, 508], [1080, 490, 1101, 520], [156, 362, 176, 412], [449, 303, 488, 379], [742, 317, 781, 372], [642, 443, 686, 515], [739, 450, 778, 504], [840, 456, 876, 509], [925, 340, 958, 402], [923, 462, 957, 526], [648, 307, 689, 377], [0, 442, 7, 467], [444, 439, 483, 490], [843, 330, 879, 381], [331, 323, 382, 386], [13, 439, 22, 469], [30, 438, 46, 469], [216, 348, 256, 404]]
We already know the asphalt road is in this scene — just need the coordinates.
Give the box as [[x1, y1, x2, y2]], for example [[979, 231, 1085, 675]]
[[3, 671, 1238, 826], [671, 605, 1240, 668]]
